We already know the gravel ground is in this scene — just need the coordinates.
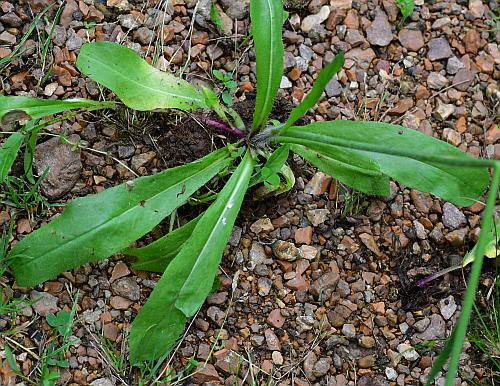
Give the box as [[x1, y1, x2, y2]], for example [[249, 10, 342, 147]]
[[0, 0, 499, 385]]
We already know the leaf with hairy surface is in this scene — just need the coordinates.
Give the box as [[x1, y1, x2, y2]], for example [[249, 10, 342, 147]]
[[10, 148, 233, 287], [250, 0, 284, 132], [0, 96, 113, 125], [276, 121, 489, 206], [129, 150, 254, 364], [76, 42, 207, 111]]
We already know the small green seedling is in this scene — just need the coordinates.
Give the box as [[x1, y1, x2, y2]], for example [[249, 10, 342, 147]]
[[213, 69, 239, 106], [1, 1, 499, 381], [395, 0, 415, 23]]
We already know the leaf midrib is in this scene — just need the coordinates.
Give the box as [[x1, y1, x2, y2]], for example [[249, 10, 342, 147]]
[[79, 52, 205, 105], [177, 156, 253, 308], [13, 156, 228, 265]]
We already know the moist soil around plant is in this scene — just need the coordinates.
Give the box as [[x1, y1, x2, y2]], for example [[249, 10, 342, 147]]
[[0, 0, 499, 385]]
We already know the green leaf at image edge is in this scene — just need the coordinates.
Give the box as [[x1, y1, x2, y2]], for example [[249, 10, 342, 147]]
[[76, 42, 207, 112], [251, 0, 284, 132], [0, 96, 114, 125], [129, 150, 254, 364], [0, 132, 24, 184], [277, 121, 489, 206], [10, 148, 233, 287]]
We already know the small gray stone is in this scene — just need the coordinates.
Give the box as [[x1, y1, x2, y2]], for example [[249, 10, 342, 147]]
[[301, 5, 330, 33], [313, 357, 331, 377], [250, 218, 274, 234], [413, 317, 430, 332], [296, 315, 315, 332], [35, 135, 82, 199], [442, 203, 466, 229], [413, 314, 446, 342], [131, 151, 155, 170], [207, 306, 225, 326], [31, 291, 59, 316], [0, 12, 22, 27], [250, 242, 267, 267], [427, 37, 453, 61], [325, 79, 343, 97], [366, 10, 393, 46], [299, 44, 314, 62], [385, 367, 398, 381], [280, 76, 293, 89], [133, 27, 155, 45], [228, 226, 242, 247], [342, 323, 356, 338], [439, 295, 457, 320], [427, 72, 449, 89], [111, 277, 140, 301], [117, 145, 135, 159], [90, 379, 114, 386], [397, 343, 419, 361], [413, 220, 427, 239], [118, 14, 140, 30], [66, 29, 83, 50], [446, 57, 464, 74], [257, 277, 273, 296]]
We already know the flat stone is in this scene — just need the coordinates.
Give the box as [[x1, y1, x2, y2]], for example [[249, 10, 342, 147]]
[[366, 10, 393, 46], [267, 309, 285, 328], [306, 209, 330, 226], [359, 233, 382, 256], [110, 296, 132, 310], [304, 172, 331, 195], [439, 295, 457, 320], [446, 57, 465, 74], [295, 226, 313, 245], [452, 68, 475, 92], [264, 328, 281, 351], [397, 343, 420, 361], [433, 101, 455, 121], [111, 277, 140, 301], [301, 5, 330, 33], [250, 218, 274, 234], [34, 135, 82, 200], [345, 48, 376, 69], [445, 228, 467, 246], [250, 242, 267, 267], [427, 72, 449, 89], [427, 37, 453, 61], [272, 351, 283, 365], [131, 151, 155, 170], [442, 203, 466, 229], [0, 31, 16, 45], [31, 291, 59, 316]]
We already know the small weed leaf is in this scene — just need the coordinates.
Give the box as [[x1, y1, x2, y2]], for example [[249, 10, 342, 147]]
[[0, 133, 24, 184], [395, 0, 415, 22]]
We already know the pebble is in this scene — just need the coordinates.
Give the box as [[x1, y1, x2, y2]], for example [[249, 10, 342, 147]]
[[433, 101, 455, 121], [366, 10, 393, 47], [398, 29, 424, 51], [442, 203, 467, 229], [304, 172, 331, 195], [427, 37, 453, 61], [272, 351, 283, 365], [34, 135, 82, 199], [439, 295, 457, 320], [111, 277, 140, 301], [301, 5, 330, 33], [427, 72, 449, 89], [250, 218, 274, 234], [306, 209, 330, 226], [385, 367, 398, 381], [31, 291, 59, 316], [342, 323, 356, 338], [272, 240, 302, 261], [250, 242, 267, 267], [90, 379, 114, 386], [398, 343, 420, 361]]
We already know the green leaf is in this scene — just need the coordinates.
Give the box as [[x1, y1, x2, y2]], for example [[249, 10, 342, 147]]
[[46, 310, 72, 336], [225, 80, 238, 89], [10, 148, 233, 287], [284, 52, 344, 129], [221, 90, 233, 106], [250, 0, 284, 132], [0, 96, 113, 126], [462, 218, 500, 267], [125, 214, 201, 272], [277, 121, 489, 206], [213, 69, 225, 81], [265, 173, 281, 188], [0, 132, 24, 184], [250, 144, 289, 186], [290, 143, 390, 196], [129, 150, 254, 364], [395, 0, 415, 22], [76, 42, 207, 112]]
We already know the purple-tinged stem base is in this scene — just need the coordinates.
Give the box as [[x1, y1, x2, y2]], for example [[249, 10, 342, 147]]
[[201, 118, 246, 139]]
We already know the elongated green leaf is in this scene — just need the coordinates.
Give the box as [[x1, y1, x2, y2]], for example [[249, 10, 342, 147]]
[[250, 0, 284, 132], [284, 52, 344, 129], [10, 148, 233, 287], [129, 150, 254, 364], [76, 42, 207, 111], [0, 132, 24, 183], [290, 143, 390, 196], [276, 121, 490, 206], [395, 0, 415, 22], [0, 96, 114, 125], [125, 215, 201, 272]]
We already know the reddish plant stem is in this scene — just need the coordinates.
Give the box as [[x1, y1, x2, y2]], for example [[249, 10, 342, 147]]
[[201, 118, 246, 139]]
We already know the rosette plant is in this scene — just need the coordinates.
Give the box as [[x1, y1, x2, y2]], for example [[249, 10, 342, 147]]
[[2, 0, 499, 382]]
